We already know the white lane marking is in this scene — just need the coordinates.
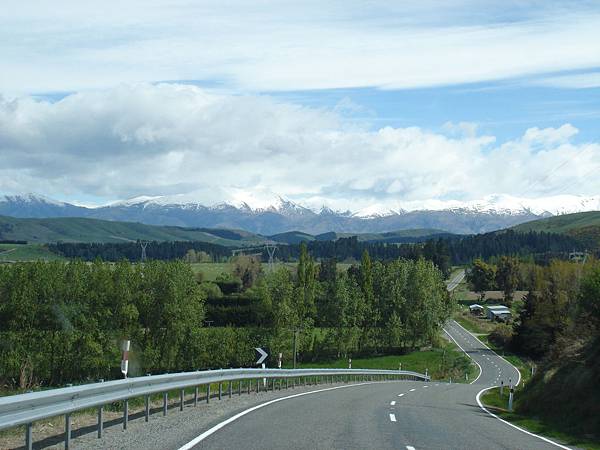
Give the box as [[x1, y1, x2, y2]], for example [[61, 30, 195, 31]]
[[409, 388, 416, 392], [389, 413, 397, 422], [423, 386, 428, 388], [178, 382, 378, 449], [453, 320, 522, 386], [390, 401, 396, 406], [476, 387, 571, 449], [398, 393, 405, 397], [443, 328, 483, 384], [406, 447, 416, 450]]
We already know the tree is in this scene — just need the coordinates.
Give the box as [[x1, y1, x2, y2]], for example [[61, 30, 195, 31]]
[[496, 256, 520, 306], [467, 259, 496, 302], [232, 255, 262, 289], [295, 242, 317, 325]]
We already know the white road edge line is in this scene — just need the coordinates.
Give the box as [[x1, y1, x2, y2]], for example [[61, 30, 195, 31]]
[[177, 382, 379, 449], [443, 328, 482, 384], [476, 387, 571, 450], [452, 320, 522, 386], [389, 413, 397, 422]]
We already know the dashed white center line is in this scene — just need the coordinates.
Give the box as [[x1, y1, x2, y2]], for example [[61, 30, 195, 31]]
[[390, 401, 396, 406], [406, 446, 416, 450], [409, 388, 416, 392], [423, 385, 429, 388], [398, 393, 405, 397], [389, 413, 397, 422]]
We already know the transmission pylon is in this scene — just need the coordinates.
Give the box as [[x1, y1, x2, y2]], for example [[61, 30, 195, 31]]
[[265, 242, 277, 272], [140, 241, 148, 262]]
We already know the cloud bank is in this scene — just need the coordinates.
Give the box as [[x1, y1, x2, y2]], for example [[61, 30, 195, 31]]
[[2, 1, 600, 93], [1, 84, 599, 210]]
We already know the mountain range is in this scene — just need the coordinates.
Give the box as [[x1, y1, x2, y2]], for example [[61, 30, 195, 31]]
[[1, 193, 600, 236]]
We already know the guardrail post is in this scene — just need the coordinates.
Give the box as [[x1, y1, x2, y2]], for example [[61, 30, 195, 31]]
[[286, 378, 289, 389], [207, 384, 211, 403], [194, 386, 199, 406], [238, 380, 242, 395], [248, 379, 251, 394], [65, 413, 71, 450], [163, 392, 168, 415], [145, 395, 150, 421], [123, 399, 129, 430], [219, 382, 222, 400], [25, 422, 33, 450], [97, 406, 103, 437], [180, 389, 185, 411], [228, 381, 232, 398], [256, 378, 260, 393]]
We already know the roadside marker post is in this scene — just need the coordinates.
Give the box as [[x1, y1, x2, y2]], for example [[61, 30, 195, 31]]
[[121, 340, 130, 378], [255, 347, 269, 387], [500, 380, 504, 396], [348, 358, 352, 369], [278, 353, 282, 369], [508, 387, 514, 411]]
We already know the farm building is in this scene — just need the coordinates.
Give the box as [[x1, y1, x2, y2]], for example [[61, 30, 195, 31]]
[[485, 305, 512, 322], [469, 304, 484, 315]]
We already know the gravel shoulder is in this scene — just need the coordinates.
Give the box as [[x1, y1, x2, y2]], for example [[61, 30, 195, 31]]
[[2, 381, 357, 450]]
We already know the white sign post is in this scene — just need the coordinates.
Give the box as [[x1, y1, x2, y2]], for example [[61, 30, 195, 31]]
[[255, 347, 269, 387], [121, 340, 130, 378]]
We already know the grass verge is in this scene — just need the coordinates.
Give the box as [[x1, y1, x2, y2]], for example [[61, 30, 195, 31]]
[[292, 340, 479, 383], [481, 387, 600, 450]]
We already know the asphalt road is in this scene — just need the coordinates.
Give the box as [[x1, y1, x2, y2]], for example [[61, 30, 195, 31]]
[[176, 270, 567, 450]]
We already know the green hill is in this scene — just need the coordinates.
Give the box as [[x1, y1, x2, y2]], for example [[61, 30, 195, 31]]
[[268, 231, 316, 244], [513, 211, 600, 249], [315, 229, 453, 243], [0, 215, 267, 246]]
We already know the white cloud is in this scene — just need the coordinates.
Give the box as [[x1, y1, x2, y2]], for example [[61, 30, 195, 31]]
[[534, 71, 600, 89], [2, 1, 600, 93], [1, 84, 599, 211]]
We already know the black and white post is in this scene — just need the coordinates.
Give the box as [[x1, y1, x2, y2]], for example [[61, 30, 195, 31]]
[[121, 340, 130, 378]]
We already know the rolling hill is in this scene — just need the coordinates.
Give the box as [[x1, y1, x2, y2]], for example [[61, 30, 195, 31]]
[[513, 211, 600, 248], [0, 216, 268, 246], [0, 215, 452, 248]]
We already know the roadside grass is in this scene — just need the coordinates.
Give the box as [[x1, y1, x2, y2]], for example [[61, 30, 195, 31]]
[[454, 312, 496, 335], [482, 388, 600, 450], [291, 340, 479, 383]]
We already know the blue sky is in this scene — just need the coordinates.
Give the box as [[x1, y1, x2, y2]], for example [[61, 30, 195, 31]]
[[1, 0, 600, 209]]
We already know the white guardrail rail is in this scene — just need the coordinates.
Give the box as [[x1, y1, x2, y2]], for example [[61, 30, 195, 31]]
[[0, 367, 429, 449]]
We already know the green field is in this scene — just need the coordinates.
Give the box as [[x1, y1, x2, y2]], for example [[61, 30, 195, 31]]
[[0, 243, 65, 262], [482, 388, 600, 450]]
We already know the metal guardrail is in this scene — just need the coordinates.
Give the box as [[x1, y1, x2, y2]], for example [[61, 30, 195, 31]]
[[0, 367, 429, 449]]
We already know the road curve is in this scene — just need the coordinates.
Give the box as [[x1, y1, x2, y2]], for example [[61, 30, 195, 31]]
[[176, 271, 567, 449]]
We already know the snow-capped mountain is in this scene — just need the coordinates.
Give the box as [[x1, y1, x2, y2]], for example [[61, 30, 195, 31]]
[[1, 192, 599, 235]]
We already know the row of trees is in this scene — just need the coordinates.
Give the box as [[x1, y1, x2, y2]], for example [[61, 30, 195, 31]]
[[467, 256, 521, 304], [48, 230, 583, 273], [48, 241, 231, 262], [253, 248, 452, 358], [0, 247, 452, 390]]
